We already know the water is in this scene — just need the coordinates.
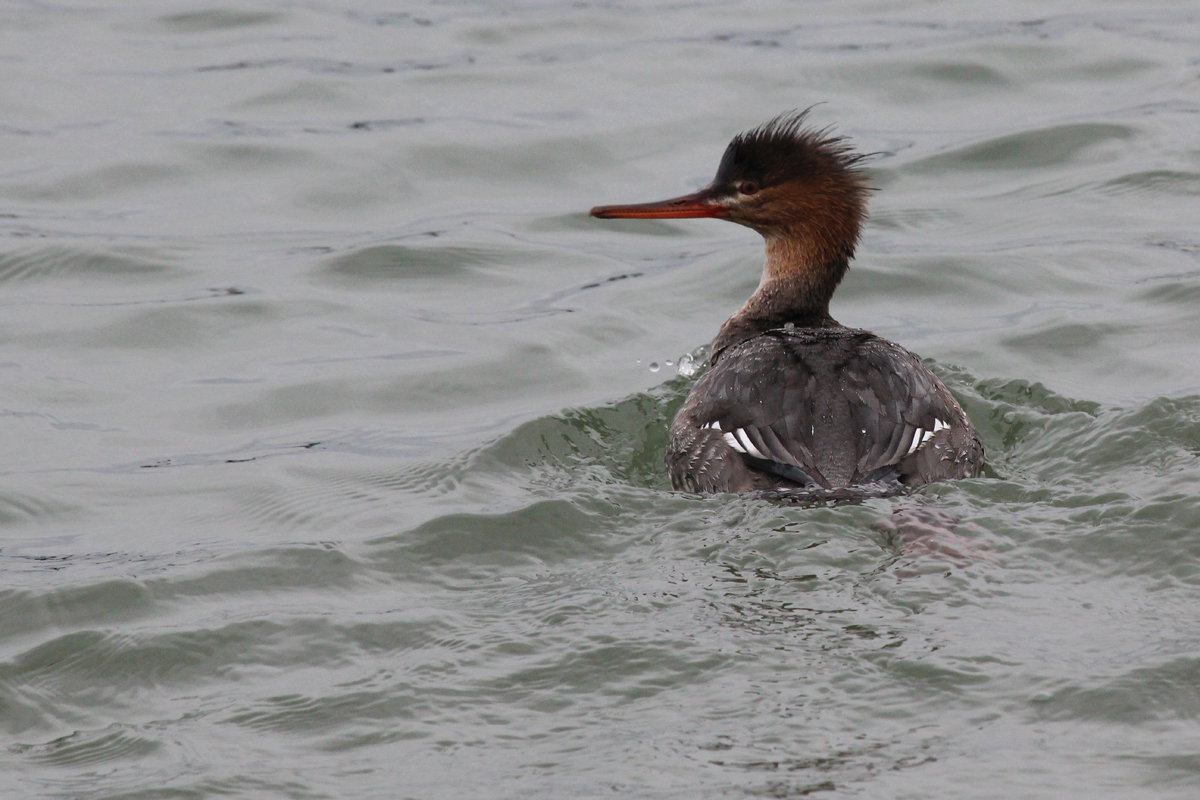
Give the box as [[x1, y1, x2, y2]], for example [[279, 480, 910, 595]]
[[2, 1, 1200, 797]]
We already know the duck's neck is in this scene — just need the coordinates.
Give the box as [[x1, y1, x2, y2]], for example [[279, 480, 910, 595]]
[[711, 234, 850, 363]]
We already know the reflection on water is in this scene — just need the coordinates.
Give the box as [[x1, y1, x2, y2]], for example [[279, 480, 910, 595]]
[[2, 1, 1200, 798]]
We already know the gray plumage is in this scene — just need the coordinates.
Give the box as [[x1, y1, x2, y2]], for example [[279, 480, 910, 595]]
[[667, 327, 982, 499], [590, 112, 985, 500]]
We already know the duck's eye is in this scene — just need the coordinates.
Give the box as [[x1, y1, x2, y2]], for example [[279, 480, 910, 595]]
[[740, 181, 759, 196]]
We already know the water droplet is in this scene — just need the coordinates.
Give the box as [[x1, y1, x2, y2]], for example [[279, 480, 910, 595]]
[[784, 322, 795, 331], [677, 353, 697, 377], [648, 362, 660, 372], [665, 359, 674, 367]]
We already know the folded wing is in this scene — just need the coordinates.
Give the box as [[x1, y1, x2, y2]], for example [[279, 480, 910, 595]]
[[679, 329, 962, 488]]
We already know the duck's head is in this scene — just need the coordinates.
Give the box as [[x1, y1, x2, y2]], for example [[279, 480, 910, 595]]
[[591, 110, 871, 270]]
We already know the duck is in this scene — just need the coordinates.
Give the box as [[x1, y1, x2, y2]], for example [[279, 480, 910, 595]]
[[590, 111, 983, 500]]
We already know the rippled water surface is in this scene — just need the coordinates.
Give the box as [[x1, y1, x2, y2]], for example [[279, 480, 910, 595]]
[[3, 1, 1200, 797]]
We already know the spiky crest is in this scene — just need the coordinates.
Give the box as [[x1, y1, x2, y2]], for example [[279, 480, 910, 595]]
[[713, 109, 870, 194]]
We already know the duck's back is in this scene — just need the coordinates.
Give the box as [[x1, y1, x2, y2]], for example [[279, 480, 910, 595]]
[[667, 326, 982, 496]]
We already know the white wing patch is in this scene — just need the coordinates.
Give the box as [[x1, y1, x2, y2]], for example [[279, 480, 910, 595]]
[[702, 421, 768, 460], [728, 429, 769, 460], [906, 419, 950, 456], [704, 419, 951, 461]]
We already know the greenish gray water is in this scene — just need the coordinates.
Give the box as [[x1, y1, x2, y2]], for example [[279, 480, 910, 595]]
[[2, 1, 1200, 798]]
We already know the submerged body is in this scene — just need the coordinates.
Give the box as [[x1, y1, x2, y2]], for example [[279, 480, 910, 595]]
[[668, 325, 980, 497], [591, 111, 983, 499]]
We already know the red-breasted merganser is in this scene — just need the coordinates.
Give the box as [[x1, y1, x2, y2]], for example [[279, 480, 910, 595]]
[[590, 111, 983, 500]]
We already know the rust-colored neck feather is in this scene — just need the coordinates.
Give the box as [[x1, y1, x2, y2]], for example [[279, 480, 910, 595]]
[[744, 178, 863, 319], [711, 177, 864, 363]]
